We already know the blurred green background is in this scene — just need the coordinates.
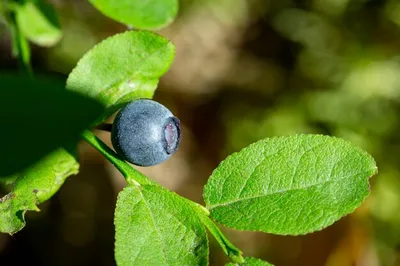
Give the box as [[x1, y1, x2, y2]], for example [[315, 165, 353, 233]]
[[1, 0, 400, 265]]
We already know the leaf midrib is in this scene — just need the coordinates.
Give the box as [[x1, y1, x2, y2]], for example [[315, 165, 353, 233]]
[[135, 186, 170, 265], [207, 168, 375, 210]]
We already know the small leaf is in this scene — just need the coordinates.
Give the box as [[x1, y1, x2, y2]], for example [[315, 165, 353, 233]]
[[203, 134, 378, 235], [89, 0, 178, 30], [15, 1, 62, 47], [115, 184, 208, 266], [66, 30, 175, 123], [2, 4, 31, 69], [0, 148, 78, 234], [0, 73, 104, 176], [226, 257, 274, 266], [9, 18, 31, 67]]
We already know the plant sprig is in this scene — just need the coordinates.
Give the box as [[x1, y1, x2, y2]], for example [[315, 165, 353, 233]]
[[82, 130, 246, 264], [0, 1, 379, 266]]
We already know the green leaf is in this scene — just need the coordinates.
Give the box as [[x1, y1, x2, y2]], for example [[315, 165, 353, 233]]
[[15, 1, 62, 47], [2, 4, 32, 72], [115, 184, 208, 266], [9, 18, 31, 67], [203, 134, 378, 235], [89, 0, 178, 30], [66, 30, 175, 123], [226, 257, 274, 266], [0, 73, 104, 176], [0, 148, 78, 234]]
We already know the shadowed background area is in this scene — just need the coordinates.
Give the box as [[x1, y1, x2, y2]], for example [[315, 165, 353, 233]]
[[1, 0, 400, 265]]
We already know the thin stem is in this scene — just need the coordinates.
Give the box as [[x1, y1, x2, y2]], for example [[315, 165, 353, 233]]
[[192, 203, 245, 264], [81, 130, 154, 186]]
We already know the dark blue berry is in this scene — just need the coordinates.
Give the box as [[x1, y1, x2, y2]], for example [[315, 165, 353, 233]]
[[111, 99, 181, 166]]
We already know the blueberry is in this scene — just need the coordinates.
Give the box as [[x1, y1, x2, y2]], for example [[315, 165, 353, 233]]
[[111, 99, 181, 166]]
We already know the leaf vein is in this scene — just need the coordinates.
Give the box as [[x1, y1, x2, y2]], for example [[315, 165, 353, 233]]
[[137, 188, 170, 265], [208, 169, 372, 210]]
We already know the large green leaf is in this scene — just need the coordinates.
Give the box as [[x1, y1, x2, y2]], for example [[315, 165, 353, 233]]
[[115, 183, 209, 266], [226, 257, 274, 266], [89, 0, 178, 30], [203, 134, 378, 235], [0, 148, 78, 234], [66, 30, 175, 122], [15, 1, 62, 47], [0, 74, 104, 176]]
